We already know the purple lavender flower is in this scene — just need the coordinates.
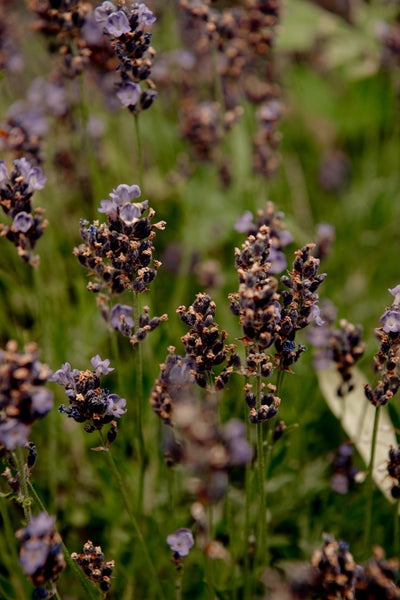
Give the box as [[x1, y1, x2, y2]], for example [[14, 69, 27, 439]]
[[109, 184, 142, 204], [26, 513, 56, 538], [138, 3, 156, 27], [49, 362, 76, 386], [110, 304, 134, 331], [98, 198, 119, 218], [0, 419, 30, 450], [107, 394, 127, 417], [31, 390, 54, 415], [13, 212, 33, 233], [105, 11, 131, 37], [94, 1, 116, 23], [389, 285, 400, 305], [380, 310, 400, 333], [19, 539, 49, 575], [116, 81, 141, 107], [234, 210, 253, 233], [166, 528, 194, 556], [268, 246, 287, 274], [90, 355, 114, 375], [0, 161, 8, 184], [16, 512, 65, 589], [308, 302, 325, 326], [120, 203, 144, 225]]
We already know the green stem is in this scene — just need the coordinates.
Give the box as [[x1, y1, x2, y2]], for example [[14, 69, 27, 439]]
[[243, 345, 252, 600], [0, 494, 27, 599], [134, 113, 144, 193], [395, 499, 399, 560], [256, 357, 267, 567], [205, 505, 215, 600], [133, 293, 146, 517], [14, 448, 32, 522], [275, 367, 285, 397], [98, 432, 165, 600], [175, 570, 183, 600], [364, 405, 381, 550]]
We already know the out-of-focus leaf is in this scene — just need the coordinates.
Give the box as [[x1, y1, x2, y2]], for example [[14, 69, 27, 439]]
[[317, 366, 396, 502]]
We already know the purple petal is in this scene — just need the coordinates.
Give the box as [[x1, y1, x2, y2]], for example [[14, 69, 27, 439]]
[[380, 310, 400, 333], [0, 419, 30, 450], [234, 210, 253, 234], [116, 81, 141, 107], [105, 11, 131, 37], [0, 161, 8, 184], [91, 355, 114, 375], [166, 528, 194, 556], [13, 212, 33, 233], [19, 539, 49, 575], [137, 3, 156, 26]]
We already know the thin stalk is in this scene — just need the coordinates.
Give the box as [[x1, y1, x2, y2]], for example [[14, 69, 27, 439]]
[[133, 292, 147, 516], [395, 499, 399, 559], [28, 482, 102, 600], [175, 570, 183, 600], [364, 405, 381, 549], [134, 113, 144, 193], [243, 345, 252, 600], [98, 431, 165, 600], [275, 367, 285, 397], [0, 494, 27, 599], [256, 356, 267, 567], [205, 505, 215, 600], [14, 448, 31, 522]]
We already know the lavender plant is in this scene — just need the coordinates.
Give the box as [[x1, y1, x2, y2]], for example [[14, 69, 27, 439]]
[[0, 158, 48, 266], [49, 354, 125, 447]]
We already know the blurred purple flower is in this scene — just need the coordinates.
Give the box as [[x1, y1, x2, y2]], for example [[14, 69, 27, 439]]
[[110, 304, 134, 330], [234, 210, 253, 233], [306, 326, 331, 348], [166, 528, 194, 556], [138, 3, 156, 26], [307, 302, 325, 326], [19, 539, 49, 575], [31, 390, 54, 415], [13, 212, 33, 233], [116, 81, 141, 107], [268, 246, 287, 274], [0, 161, 8, 184], [26, 512, 56, 538], [0, 419, 30, 450], [105, 11, 131, 37], [94, 1, 116, 23], [91, 355, 114, 375]]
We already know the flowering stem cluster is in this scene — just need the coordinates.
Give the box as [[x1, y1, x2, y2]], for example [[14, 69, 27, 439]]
[[0, 159, 47, 266]]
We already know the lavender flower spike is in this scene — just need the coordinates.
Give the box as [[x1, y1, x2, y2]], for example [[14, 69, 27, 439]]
[[91, 355, 114, 375], [166, 528, 194, 556]]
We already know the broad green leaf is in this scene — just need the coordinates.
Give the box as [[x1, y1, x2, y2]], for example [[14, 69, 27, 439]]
[[317, 366, 396, 502]]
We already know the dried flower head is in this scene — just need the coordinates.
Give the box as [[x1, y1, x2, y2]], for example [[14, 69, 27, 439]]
[[16, 511, 66, 594], [0, 340, 53, 451], [95, 0, 158, 111], [49, 355, 126, 444], [0, 158, 48, 266], [364, 286, 400, 407], [72, 540, 115, 594]]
